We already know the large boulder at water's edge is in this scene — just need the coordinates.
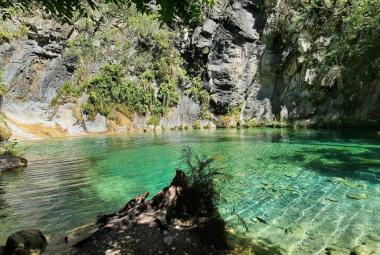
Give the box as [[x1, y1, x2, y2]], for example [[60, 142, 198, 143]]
[[3, 229, 47, 255], [0, 155, 27, 171]]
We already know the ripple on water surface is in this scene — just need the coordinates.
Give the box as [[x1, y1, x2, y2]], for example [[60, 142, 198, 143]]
[[0, 129, 379, 254]]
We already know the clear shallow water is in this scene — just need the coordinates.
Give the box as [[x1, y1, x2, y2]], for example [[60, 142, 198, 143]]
[[0, 129, 379, 254]]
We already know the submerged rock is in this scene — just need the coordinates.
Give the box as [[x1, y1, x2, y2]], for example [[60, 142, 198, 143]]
[[0, 155, 27, 171], [3, 229, 47, 255], [326, 196, 339, 202], [346, 192, 368, 200], [351, 244, 376, 255], [326, 246, 351, 255]]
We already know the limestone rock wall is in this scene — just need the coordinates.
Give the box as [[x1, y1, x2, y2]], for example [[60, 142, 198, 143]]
[[191, 0, 380, 125], [0, 0, 379, 140]]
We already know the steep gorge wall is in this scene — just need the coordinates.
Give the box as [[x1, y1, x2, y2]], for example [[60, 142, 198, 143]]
[[191, 0, 380, 126], [0, 0, 379, 140]]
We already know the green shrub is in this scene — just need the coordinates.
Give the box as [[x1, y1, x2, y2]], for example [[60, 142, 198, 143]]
[[158, 81, 179, 109], [243, 119, 261, 128], [61, 4, 186, 119], [185, 77, 212, 120], [193, 120, 201, 129], [0, 121, 11, 142], [148, 115, 161, 127], [81, 64, 164, 119], [0, 141, 19, 156], [51, 81, 83, 106], [0, 83, 8, 96], [0, 30, 13, 43]]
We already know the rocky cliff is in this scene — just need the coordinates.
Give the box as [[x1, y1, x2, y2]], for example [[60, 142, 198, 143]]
[[190, 0, 380, 126], [0, 0, 379, 139]]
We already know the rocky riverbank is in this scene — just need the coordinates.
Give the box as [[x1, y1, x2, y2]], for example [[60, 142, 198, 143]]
[[70, 170, 227, 255]]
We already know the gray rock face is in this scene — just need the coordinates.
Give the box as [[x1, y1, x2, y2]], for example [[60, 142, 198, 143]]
[[192, 0, 265, 115], [3, 229, 47, 255], [160, 95, 201, 129], [0, 16, 75, 103], [83, 114, 108, 133], [1, 0, 378, 135], [191, 0, 380, 124]]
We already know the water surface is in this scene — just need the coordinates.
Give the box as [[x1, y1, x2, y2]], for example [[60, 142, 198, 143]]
[[0, 129, 379, 254]]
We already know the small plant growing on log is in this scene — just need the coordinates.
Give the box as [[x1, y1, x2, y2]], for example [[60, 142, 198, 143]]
[[180, 146, 226, 214]]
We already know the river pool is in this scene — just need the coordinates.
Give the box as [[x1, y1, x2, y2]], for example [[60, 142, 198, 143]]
[[0, 129, 379, 254]]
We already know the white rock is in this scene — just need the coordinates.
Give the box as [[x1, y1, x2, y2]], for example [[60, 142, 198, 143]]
[[84, 114, 108, 133]]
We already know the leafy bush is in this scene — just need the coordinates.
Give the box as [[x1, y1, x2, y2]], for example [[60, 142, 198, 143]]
[[158, 81, 180, 110], [51, 81, 83, 106], [0, 141, 19, 156], [193, 120, 201, 129], [59, 4, 186, 119], [148, 115, 161, 127], [242, 119, 289, 128], [0, 83, 8, 96], [0, 121, 11, 142], [185, 77, 212, 120], [0, 30, 13, 43]]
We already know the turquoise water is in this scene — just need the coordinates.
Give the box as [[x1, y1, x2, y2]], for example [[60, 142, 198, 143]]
[[0, 129, 379, 254]]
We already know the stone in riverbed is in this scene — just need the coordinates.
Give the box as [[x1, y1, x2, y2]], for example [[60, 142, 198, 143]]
[[3, 229, 47, 255], [284, 172, 297, 178], [326, 196, 339, 202], [325, 246, 351, 255], [346, 192, 368, 200], [351, 244, 376, 255], [0, 155, 27, 171], [287, 224, 305, 238]]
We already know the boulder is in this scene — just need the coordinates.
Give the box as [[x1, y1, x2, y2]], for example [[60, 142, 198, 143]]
[[0, 155, 27, 171], [3, 229, 47, 255]]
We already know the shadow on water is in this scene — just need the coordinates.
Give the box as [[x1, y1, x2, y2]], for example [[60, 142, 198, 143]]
[[271, 146, 380, 184]]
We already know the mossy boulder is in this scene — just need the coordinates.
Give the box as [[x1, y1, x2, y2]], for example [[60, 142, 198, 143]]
[[0, 155, 27, 171]]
